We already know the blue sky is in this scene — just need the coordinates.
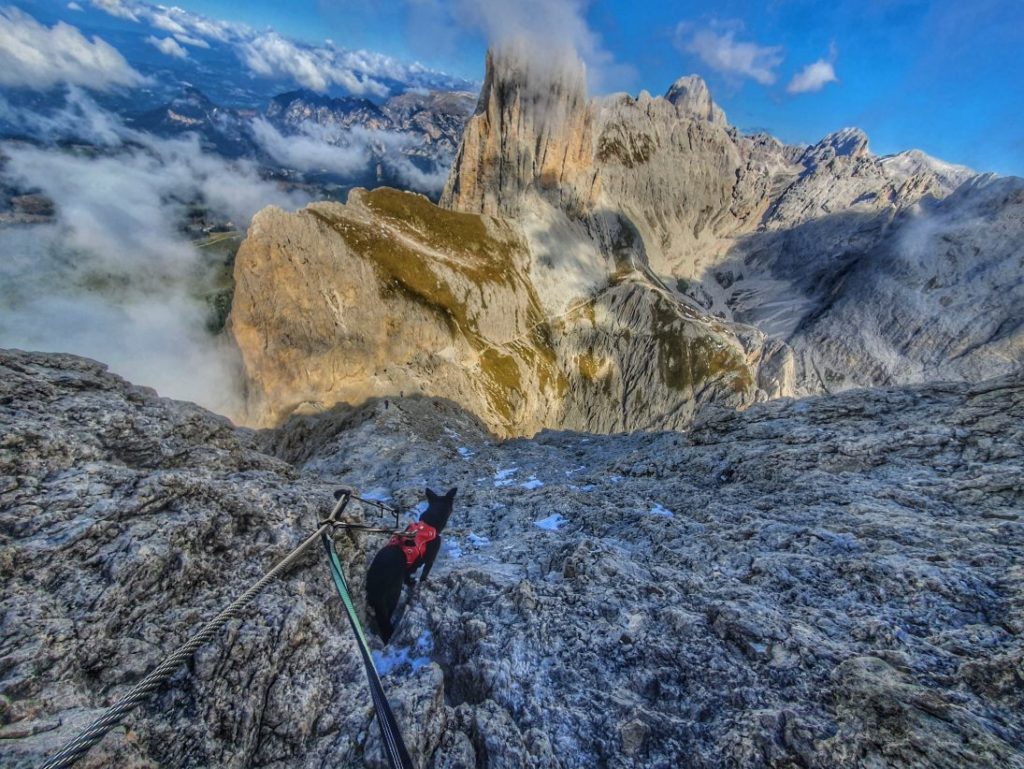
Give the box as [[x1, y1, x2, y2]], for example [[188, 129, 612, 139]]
[[6, 0, 1024, 174], [167, 0, 1024, 176]]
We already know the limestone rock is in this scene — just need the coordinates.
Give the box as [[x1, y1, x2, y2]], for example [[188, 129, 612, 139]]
[[228, 187, 757, 436], [723, 174, 1024, 392], [440, 48, 596, 219], [434, 49, 1018, 410], [230, 47, 1018, 440], [5, 349, 1022, 767], [0, 350, 372, 768], [664, 75, 727, 124]]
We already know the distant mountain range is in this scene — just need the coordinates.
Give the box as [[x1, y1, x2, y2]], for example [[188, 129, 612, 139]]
[[126, 86, 477, 191], [0, 84, 477, 226]]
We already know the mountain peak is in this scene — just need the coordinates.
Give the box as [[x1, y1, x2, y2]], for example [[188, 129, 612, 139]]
[[440, 47, 592, 217], [664, 75, 726, 124], [818, 127, 870, 157]]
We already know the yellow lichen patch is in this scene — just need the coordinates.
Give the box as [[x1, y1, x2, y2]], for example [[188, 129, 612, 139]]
[[304, 206, 476, 340], [576, 351, 607, 382], [649, 295, 753, 395], [359, 188, 521, 286], [478, 347, 523, 424]]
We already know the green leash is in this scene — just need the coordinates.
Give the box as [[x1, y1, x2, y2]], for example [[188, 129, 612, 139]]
[[320, 496, 414, 769]]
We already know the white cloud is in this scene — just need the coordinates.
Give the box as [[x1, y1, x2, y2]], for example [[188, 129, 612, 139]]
[[173, 33, 210, 49], [674, 21, 783, 85], [238, 32, 392, 95], [92, 0, 245, 42], [87, 0, 469, 94], [787, 59, 838, 94], [150, 11, 188, 36], [383, 154, 449, 195], [0, 8, 145, 91], [167, 10, 241, 43], [0, 93, 312, 419], [90, 0, 140, 22], [67, 2, 84, 11], [0, 86, 126, 145], [249, 118, 451, 195], [457, 0, 630, 90], [250, 118, 371, 175], [147, 34, 188, 59]]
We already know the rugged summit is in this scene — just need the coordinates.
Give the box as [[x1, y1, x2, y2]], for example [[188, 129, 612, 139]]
[[3, 349, 1023, 768], [265, 90, 392, 131], [664, 75, 727, 125], [440, 49, 596, 220], [229, 48, 1022, 434]]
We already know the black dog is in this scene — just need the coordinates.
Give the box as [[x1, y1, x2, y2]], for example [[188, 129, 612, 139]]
[[365, 487, 456, 644]]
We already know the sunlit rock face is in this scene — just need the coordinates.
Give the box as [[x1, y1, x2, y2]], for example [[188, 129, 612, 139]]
[[229, 46, 1021, 434], [230, 187, 564, 435], [229, 187, 756, 436]]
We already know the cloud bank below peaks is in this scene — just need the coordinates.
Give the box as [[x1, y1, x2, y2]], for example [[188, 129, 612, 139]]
[[0, 91, 310, 419], [83, 0, 471, 95], [0, 7, 145, 90]]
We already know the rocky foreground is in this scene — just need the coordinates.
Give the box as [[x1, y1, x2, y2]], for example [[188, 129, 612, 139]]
[[2, 348, 1023, 768]]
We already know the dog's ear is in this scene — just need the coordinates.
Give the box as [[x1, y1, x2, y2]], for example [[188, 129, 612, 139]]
[[446, 487, 457, 500], [425, 487, 437, 502]]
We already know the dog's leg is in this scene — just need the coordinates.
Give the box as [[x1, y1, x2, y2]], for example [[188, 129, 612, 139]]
[[372, 599, 395, 645], [419, 538, 441, 583]]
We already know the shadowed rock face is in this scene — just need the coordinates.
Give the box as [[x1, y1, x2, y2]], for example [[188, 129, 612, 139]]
[[438, 50, 1021, 402], [722, 175, 1024, 393], [3, 349, 1023, 768]]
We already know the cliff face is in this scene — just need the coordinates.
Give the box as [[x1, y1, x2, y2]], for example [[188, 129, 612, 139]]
[[5, 349, 1023, 768], [230, 187, 757, 435], [230, 187, 564, 434], [440, 49, 597, 219], [439, 50, 1022, 399], [229, 48, 1021, 434], [441, 52, 776, 278]]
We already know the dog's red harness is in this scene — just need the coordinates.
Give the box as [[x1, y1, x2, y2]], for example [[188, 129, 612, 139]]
[[389, 521, 437, 568]]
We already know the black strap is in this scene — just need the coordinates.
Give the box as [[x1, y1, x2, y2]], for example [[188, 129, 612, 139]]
[[320, 532, 414, 769]]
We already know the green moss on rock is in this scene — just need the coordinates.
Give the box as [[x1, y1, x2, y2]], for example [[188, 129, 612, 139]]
[[649, 295, 752, 395]]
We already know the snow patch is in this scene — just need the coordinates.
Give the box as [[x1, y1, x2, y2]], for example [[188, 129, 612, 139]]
[[467, 531, 491, 548], [494, 467, 519, 487], [457, 446, 474, 459], [443, 538, 463, 559], [649, 503, 674, 517], [520, 476, 544, 490], [535, 514, 568, 531], [371, 630, 433, 677], [361, 487, 391, 502]]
